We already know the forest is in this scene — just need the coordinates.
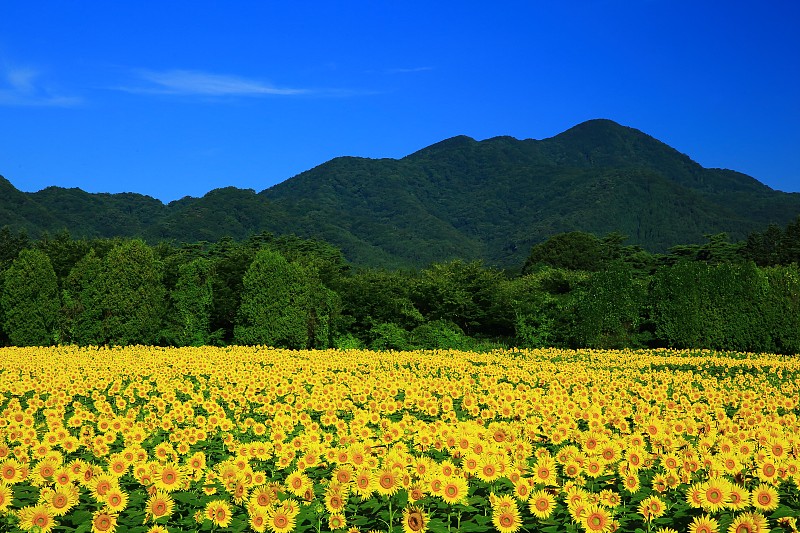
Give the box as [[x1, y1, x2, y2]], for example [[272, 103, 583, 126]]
[[0, 216, 799, 353]]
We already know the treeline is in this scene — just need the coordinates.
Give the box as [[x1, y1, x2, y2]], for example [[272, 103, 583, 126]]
[[1, 217, 799, 353]]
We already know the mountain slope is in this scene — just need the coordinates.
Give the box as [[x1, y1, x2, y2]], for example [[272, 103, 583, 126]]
[[2, 119, 799, 268]]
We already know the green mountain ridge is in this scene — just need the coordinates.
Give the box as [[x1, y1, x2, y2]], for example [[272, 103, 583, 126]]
[[2, 119, 799, 268]]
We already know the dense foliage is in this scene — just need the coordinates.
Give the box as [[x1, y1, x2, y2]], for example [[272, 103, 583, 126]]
[[1, 218, 799, 353], [3, 119, 800, 269]]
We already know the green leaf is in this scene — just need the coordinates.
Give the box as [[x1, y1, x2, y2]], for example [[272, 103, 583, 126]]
[[70, 510, 93, 526], [771, 504, 797, 519], [74, 523, 93, 533], [426, 517, 451, 533]]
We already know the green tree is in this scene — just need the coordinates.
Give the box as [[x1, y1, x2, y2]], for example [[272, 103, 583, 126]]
[[209, 238, 256, 343], [168, 258, 214, 346], [1, 248, 60, 346], [35, 230, 91, 290], [762, 265, 800, 354], [523, 232, 604, 273], [234, 249, 310, 348], [62, 249, 104, 345], [335, 269, 423, 343], [100, 240, 166, 345], [650, 261, 704, 348], [413, 260, 505, 336], [301, 264, 340, 349], [571, 264, 646, 348]]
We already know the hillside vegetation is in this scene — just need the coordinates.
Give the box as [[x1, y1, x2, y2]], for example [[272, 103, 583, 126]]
[[2, 119, 799, 268]]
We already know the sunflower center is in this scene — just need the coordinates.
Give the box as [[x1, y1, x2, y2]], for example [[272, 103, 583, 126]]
[[536, 500, 548, 511]]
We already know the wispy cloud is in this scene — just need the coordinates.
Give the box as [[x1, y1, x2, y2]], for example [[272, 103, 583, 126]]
[[119, 69, 310, 97], [0, 65, 82, 107], [384, 66, 434, 74]]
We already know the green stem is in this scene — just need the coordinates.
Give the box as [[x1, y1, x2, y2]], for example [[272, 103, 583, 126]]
[[389, 497, 394, 532]]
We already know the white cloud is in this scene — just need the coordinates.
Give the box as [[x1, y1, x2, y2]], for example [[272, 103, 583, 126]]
[[0, 66, 82, 107], [385, 66, 434, 74], [122, 69, 310, 97]]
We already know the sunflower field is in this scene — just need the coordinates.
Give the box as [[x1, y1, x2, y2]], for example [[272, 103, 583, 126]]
[[0, 346, 798, 533]]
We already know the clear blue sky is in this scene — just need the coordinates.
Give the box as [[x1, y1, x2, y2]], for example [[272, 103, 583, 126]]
[[1, 1, 798, 202]]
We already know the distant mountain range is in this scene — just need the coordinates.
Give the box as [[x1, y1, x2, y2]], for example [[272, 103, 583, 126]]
[[2, 119, 799, 268]]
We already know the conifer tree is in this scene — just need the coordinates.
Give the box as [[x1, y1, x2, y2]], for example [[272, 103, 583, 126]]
[[1, 248, 59, 346]]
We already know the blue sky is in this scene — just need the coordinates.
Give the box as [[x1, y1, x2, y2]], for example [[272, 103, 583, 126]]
[[1, 1, 799, 202]]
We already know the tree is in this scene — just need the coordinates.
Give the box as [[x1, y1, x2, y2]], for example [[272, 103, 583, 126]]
[[523, 232, 604, 273], [650, 261, 705, 348], [209, 238, 256, 343], [413, 260, 505, 336], [571, 264, 646, 348], [234, 249, 310, 348], [100, 240, 166, 345], [1, 248, 60, 346], [35, 230, 91, 289], [62, 249, 104, 345], [168, 258, 214, 346], [335, 269, 423, 343]]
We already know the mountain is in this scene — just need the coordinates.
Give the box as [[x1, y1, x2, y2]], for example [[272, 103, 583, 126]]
[[2, 119, 799, 268]]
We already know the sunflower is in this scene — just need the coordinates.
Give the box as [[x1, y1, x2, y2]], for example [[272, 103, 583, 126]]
[[250, 483, 280, 509], [532, 456, 558, 486], [581, 503, 613, 533], [751, 483, 779, 512], [187, 452, 206, 471], [0, 458, 24, 484], [333, 464, 354, 485], [623, 474, 641, 494], [324, 486, 348, 514], [154, 462, 186, 493], [0, 483, 13, 512], [105, 487, 129, 512], [328, 513, 347, 530], [402, 506, 428, 533], [638, 495, 666, 521], [375, 467, 401, 496], [598, 489, 621, 508], [440, 476, 469, 505], [726, 484, 750, 510], [32, 458, 59, 483], [285, 470, 312, 498], [529, 489, 556, 519], [89, 474, 118, 502], [45, 484, 80, 516], [146, 490, 175, 521], [205, 499, 233, 528], [727, 513, 761, 533], [688, 514, 719, 533], [352, 468, 375, 500], [700, 478, 729, 513], [492, 499, 522, 533], [513, 478, 531, 501], [563, 460, 583, 478], [266, 503, 297, 533], [49, 465, 72, 487], [476, 454, 502, 483], [92, 509, 118, 533], [17, 504, 57, 533], [686, 482, 705, 509], [107, 455, 129, 477], [248, 506, 268, 533]]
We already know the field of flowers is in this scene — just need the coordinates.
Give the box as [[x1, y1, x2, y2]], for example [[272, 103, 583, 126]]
[[0, 346, 798, 533]]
